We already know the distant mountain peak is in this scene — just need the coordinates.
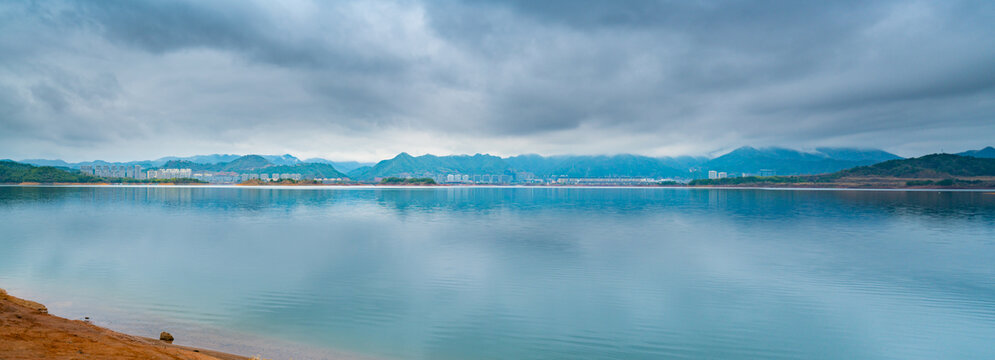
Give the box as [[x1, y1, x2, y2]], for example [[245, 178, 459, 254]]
[[956, 146, 995, 158], [223, 155, 272, 171], [724, 146, 761, 155], [704, 146, 901, 175], [261, 154, 301, 165]]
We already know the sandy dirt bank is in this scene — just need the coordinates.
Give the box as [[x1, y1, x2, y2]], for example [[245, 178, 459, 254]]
[[0, 288, 249, 360]]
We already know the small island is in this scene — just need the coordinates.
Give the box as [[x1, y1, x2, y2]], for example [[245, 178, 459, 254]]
[[379, 177, 437, 185]]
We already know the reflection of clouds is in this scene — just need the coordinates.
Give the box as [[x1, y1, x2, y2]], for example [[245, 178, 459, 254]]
[[4, 186, 993, 224], [1, 187, 994, 359]]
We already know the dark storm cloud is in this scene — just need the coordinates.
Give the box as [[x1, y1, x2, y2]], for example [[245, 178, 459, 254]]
[[73, 0, 409, 72], [415, 0, 995, 142], [0, 0, 993, 160]]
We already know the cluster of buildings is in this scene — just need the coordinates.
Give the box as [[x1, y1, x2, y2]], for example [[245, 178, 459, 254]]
[[417, 173, 677, 185], [554, 177, 672, 185], [81, 166, 688, 185], [706, 169, 777, 179], [191, 172, 326, 184], [707, 170, 728, 179], [148, 168, 193, 179], [440, 174, 515, 184], [79, 166, 327, 183], [80, 165, 146, 179], [81, 166, 197, 180]]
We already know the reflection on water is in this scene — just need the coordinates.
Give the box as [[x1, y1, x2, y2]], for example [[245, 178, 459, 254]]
[[1, 186, 994, 359]]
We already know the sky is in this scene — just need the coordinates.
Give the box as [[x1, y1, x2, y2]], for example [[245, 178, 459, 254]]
[[1, 0, 994, 162]]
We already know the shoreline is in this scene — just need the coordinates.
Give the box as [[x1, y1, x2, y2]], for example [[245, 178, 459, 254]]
[[0, 288, 250, 360], [2, 183, 995, 191]]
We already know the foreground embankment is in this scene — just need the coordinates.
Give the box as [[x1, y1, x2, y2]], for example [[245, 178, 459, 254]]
[[0, 288, 249, 360]]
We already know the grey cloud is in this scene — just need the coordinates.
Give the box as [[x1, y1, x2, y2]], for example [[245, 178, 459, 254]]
[[0, 0, 993, 160], [72, 0, 411, 73], [29, 84, 70, 112], [428, 0, 995, 137]]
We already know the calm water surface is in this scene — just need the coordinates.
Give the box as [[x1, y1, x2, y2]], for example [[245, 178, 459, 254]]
[[1, 186, 994, 359]]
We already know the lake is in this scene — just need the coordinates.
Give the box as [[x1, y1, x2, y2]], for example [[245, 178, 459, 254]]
[[1, 186, 994, 359]]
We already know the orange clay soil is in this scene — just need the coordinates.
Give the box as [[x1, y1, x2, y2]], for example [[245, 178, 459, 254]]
[[0, 288, 249, 360]]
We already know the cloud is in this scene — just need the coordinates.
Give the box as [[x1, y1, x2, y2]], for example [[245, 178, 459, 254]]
[[0, 0, 993, 161]]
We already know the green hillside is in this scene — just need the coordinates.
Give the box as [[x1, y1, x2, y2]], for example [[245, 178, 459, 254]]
[[222, 155, 271, 171], [700, 146, 901, 176], [836, 154, 995, 178], [0, 160, 103, 183], [350, 152, 686, 181], [159, 155, 346, 178], [1, 160, 209, 184], [690, 154, 995, 187], [349, 153, 513, 180]]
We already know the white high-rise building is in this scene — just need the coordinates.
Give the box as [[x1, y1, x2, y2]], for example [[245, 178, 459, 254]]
[[708, 170, 718, 179], [147, 168, 192, 179]]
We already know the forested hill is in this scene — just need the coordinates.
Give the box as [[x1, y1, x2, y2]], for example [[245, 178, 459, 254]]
[[690, 154, 995, 187], [835, 154, 995, 178], [158, 155, 347, 178], [0, 160, 101, 183]]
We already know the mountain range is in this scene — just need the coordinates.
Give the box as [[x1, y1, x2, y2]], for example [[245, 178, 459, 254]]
[[158, 155, 346, 178], [14, 146, 994, 181], [19, 154, 361, 174], [302, 159, 375, 172], [698, 147, 902, 176], [155, 153, 304, 166], [346, 153, 513, 180], [340, 147, 907, 180]]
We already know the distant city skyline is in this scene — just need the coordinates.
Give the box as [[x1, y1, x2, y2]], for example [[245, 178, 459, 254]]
[[2, 1, 993, 162]]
